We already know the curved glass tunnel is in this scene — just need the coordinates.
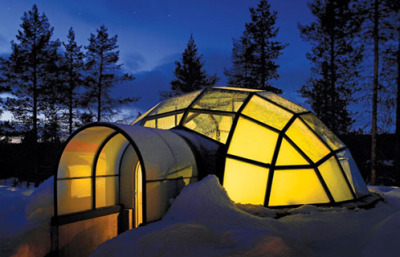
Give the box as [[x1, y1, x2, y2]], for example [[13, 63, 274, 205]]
[[53, 122, 199, 256]]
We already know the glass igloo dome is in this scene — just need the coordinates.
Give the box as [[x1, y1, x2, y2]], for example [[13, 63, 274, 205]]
[[132, 87, 369, 207]]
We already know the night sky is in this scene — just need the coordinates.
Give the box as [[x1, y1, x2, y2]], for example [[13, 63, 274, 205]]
[[0, 0, 315, 118]]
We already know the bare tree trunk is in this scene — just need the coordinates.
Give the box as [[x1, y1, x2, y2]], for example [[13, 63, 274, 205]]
[[371, 0, 379, 185], [395, 26, 400, 184]]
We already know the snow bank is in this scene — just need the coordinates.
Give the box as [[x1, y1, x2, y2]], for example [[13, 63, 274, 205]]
[[0, 176, 53, 257], [91, 176, 312, 257], [92, 176, 400, 257]]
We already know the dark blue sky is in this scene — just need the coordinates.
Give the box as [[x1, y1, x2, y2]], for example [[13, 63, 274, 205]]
[[0, 0, 315, 117]]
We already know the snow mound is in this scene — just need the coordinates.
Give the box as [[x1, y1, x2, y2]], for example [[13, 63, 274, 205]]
[[0, 176, 53, 257], [25, 176, 54, 223], [91, 175, 312, 257]]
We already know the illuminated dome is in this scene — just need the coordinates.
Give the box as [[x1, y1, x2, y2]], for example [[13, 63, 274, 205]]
[[133, 87, 370, 206]]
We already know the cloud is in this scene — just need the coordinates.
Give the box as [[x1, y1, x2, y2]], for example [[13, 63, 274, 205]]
[[121, 53, 147, 73], [0, 34, 10, 54]]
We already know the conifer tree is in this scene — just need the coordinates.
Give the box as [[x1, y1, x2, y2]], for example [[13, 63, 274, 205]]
[[61, 27, 84, 134], [83, 25, 136, 122], [166, 34, 218, 97], [2, 4, 61, 142], [299, 0, 363, 135], [225, 0, 286, 93]]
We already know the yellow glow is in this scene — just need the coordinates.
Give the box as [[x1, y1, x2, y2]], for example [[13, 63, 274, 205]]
[[131, 103, 159, 125], [258, 92, 308, 113], [286, 118, 330, 163], [157, 115, 177, 129], [318, 157, 353, 202], [269, 169, 329, 206], [149, 90, 201, 116], [242, 95, 293, 130], [337, 156, 355, 192], [135, 162, 143, 228], [228, 117, 278, 164], [223, 158, 269, 205], [183, 112, 233, 143], [96, 134, 127, 176], [301, 113, 344, 150], [217, 86, 262, 92], [57, 179, 92, 215], [71, 178, 91, 198], [96, 177, 118, 208], [67, 165, 91, 178], [143, 119, 156, 128], [193, 90, 248, 112], [276, 138, 309, 166]]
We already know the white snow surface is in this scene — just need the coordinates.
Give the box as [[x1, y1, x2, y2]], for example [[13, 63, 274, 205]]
[[0, 176, 53, 257], [91, 176, 400, 257], [0, 175, 400, 257]]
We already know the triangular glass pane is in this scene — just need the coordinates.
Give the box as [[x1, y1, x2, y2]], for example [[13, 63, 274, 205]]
[[148, 90, 201, 116], [192, 89, 249, 112], [318, 157, 353, 202], [258, 92, 308, 113], [276, 138, 309, 166], [228, 117, 279, 164], [337, 150, 369, 197], [242, 95, 293, 131], [301, 113, 344, 150], [286, 118, 330, 163]]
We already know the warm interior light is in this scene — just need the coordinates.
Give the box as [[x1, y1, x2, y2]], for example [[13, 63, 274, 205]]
[[223, 158, 269, 205], [228, 117, 278, 164], [269, 169, 329, 206]]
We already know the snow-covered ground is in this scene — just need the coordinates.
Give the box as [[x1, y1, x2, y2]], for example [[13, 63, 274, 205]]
[[0, 175, 399, 257]]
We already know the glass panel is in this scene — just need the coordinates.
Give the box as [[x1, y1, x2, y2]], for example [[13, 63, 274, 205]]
[[301, 113, 344, 150], [228, 117, 278, 164], [337, 150, 369, 197], [148, 90, 201, 116], [96, 134, 128, 176], [143, 119, 156, 128], [96, 176, 118, 208], [223, 158, 269, 205], [269, 169, 330, 206], [258, 92, 308, 113], [217, 86, 262, 92], [58, 127, 114, 178], [318, 157, 353, 202], [286, 118, 330, 163], [276, 137, 309, 166], [183, 112, 233, 143], [131, 103, 160, 125], [192, 90, 249, 112], [157, 115, 178, 129], [57, 178, 92, 215], [242, 95, 293, 130]]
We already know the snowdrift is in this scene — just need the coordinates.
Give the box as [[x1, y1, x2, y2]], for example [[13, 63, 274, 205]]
[[91, 176, 400, 257]]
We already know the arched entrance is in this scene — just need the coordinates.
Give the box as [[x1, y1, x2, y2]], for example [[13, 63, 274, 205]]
[[52, 122, 198, 257]]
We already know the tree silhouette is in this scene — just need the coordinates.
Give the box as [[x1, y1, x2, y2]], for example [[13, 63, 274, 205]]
[[225, 0, 286, 93], [164, 34, 218, 98], [61, 27, 84, 134], [83, 25, 136, 122], [299, 0, 363, 135]]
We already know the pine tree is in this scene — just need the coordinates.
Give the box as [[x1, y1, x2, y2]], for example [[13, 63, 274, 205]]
[[165, 34, 218, 97], [0, 58, 11, 118], [381, 0, 400, 183], [83, 25, 136, 122], [299, 0, 363, 135], [2, 5, 61, 142], [61, 27, 84, 134], [225, 0, 286, 93]]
